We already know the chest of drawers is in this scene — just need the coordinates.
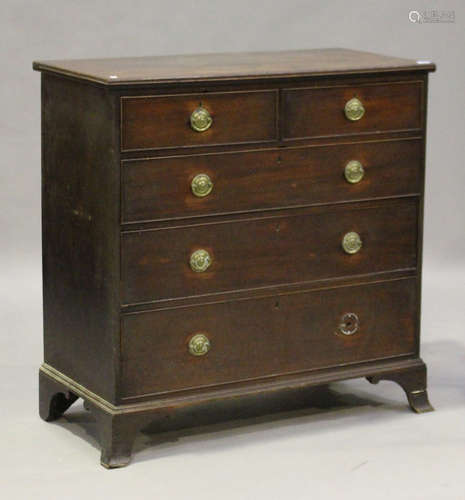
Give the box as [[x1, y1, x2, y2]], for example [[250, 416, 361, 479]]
[[34, 48, 435, 468]]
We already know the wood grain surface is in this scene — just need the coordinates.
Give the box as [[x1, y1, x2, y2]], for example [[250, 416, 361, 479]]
[[121, 90, 277, 151], [121, 278, 417, 398], [122, 138, 422, 223], [33, 48, 435, 85], [41, 74, 120, 403], [121, 198, 418, 305], [283, 81, 422, 139]]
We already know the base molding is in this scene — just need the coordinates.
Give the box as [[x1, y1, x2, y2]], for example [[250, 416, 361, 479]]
[[39, 357, 433, 468]]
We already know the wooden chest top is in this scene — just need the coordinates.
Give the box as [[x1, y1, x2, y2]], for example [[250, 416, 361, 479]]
[[33, 48, 435, 85]]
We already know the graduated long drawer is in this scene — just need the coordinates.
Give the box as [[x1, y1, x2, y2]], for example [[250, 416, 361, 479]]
[[121, 198, 418, 306], [122, 138, 422, 223], [120, 278, 417, 399]]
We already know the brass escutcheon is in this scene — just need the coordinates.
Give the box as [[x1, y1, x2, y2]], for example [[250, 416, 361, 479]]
[[344, 97, 365, 121], [342, 231, 362, 254], [190, 106, 212, 132], [189, 249, 212, 272], [188, 333, 211, 356], [338, 312, 360, 336], [191, 173, 213, 197], [344, 160, 365, 184]]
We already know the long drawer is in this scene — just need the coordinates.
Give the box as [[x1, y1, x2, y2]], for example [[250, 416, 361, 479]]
[[122, 139, 422, 223], [120, 278, 417, 399], [121, 198, 418, 305]]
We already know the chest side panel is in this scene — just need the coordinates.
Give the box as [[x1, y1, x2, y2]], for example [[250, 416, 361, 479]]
[[41, 74, 120, 402]]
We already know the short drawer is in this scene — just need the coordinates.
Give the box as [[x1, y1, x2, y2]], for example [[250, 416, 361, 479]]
[[282, 82, 422, 140], [121, 90, 277, 151], [121, 278, 417, 399], [121, 198, 418, 305], [122, 139, 422, 223]]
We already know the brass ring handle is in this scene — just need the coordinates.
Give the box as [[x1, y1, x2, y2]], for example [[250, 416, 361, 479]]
[[191, 173, 213, 197], [190, 249, 212, 272], [342, 231, 362, 254], [344, 160, 365, 184], [188, 333, 211, 356], [338, 313, 359, 336], [190, 107, 212, 132], [344, 97, 365, 121]]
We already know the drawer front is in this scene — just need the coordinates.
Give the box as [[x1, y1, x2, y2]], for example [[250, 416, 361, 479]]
[[121, 90, 277, 151], [122, 139, 421, 223], [121, 278, 417, 398], [121, 198, 418, 305], [283, 82, 422, 140]]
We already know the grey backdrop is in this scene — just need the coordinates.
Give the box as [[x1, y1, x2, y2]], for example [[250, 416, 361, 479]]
[[1, 1, 464, 498]]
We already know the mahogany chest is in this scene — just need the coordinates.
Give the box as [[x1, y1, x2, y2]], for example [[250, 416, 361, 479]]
[[34, 49, 435, 468]]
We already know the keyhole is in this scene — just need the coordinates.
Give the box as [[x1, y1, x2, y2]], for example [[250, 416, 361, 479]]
[[339, 313, 359, 335]]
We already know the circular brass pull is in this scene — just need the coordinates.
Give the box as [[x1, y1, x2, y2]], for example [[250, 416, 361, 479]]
[[344, 97, 365, 121], [338, 313, 359, 336], [190, 107, 212, 132], [342, 231, 362, 254], [188, 333, 211, 356], [344, 160, 365, 184], [190, 249, 212, 272], [191, 173, 213, 197]]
